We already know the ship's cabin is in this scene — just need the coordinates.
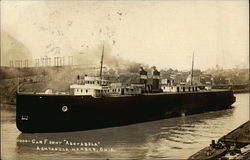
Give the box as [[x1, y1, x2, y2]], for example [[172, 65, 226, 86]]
[[70, 75, 142, 97], [161, 84, 199, 93], [70, 76, 110, 97], [161, 78, 199, 93], [84, 76, 109, 86], [70, 76, 142, 97]]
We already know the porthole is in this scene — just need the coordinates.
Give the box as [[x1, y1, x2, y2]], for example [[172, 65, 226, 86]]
[[62, 106, 68, 112]]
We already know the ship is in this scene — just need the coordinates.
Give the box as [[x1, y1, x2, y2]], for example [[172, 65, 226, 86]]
[[16, 46, 236, 133]]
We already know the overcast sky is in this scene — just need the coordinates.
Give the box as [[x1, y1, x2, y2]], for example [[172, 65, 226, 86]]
[[1, 0, 249, 70]]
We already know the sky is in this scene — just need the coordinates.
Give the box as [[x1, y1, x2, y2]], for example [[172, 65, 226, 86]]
[[1, 0, 249, 70]]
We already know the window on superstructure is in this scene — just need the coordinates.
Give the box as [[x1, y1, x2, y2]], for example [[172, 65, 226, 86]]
[[86, 89, 88, 93], [118, 89, 120, 92]]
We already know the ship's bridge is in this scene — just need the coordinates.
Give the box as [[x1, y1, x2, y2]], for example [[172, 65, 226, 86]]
[[84, 76, 109, 86], [70, 76, 109, 97]]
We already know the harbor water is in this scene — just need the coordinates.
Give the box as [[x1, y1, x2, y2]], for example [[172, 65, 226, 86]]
[[1, 93, 249, 160]]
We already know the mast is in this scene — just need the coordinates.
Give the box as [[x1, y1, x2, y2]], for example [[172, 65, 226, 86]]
[[99, 44, 104, 79], [191, 51, 194, 86], [17, 77, 20, 93]]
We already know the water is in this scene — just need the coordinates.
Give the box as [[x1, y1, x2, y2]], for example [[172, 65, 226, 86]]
[[1, 93, 249, 160]]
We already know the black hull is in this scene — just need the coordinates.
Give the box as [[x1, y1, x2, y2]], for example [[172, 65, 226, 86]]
[[16, 90, 235, 133]]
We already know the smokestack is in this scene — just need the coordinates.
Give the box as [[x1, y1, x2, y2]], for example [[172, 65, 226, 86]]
[[152, 66, 160, 92], [54, 57, 56, 66], [24, 59, 28, 68], [10, 61, 14, 67], [139, 67, 147, 84], [36, 59, 40, 67], [48, 58, 51, 66]]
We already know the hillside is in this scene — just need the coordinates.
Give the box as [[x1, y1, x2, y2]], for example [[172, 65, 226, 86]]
[[0, 66, 142, 105]]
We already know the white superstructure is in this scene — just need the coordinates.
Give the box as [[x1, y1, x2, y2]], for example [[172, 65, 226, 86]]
[[70, 76, 109, 97], [70, 75, 142, 97]]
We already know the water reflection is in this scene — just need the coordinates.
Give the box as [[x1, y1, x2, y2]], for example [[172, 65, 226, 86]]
[[16, 108, 235, 159], [1, 93, 248, 160]]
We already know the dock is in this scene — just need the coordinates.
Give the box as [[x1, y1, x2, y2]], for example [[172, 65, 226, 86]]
[[220, 121, 250, 145], [188, 120, 250, 160]]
